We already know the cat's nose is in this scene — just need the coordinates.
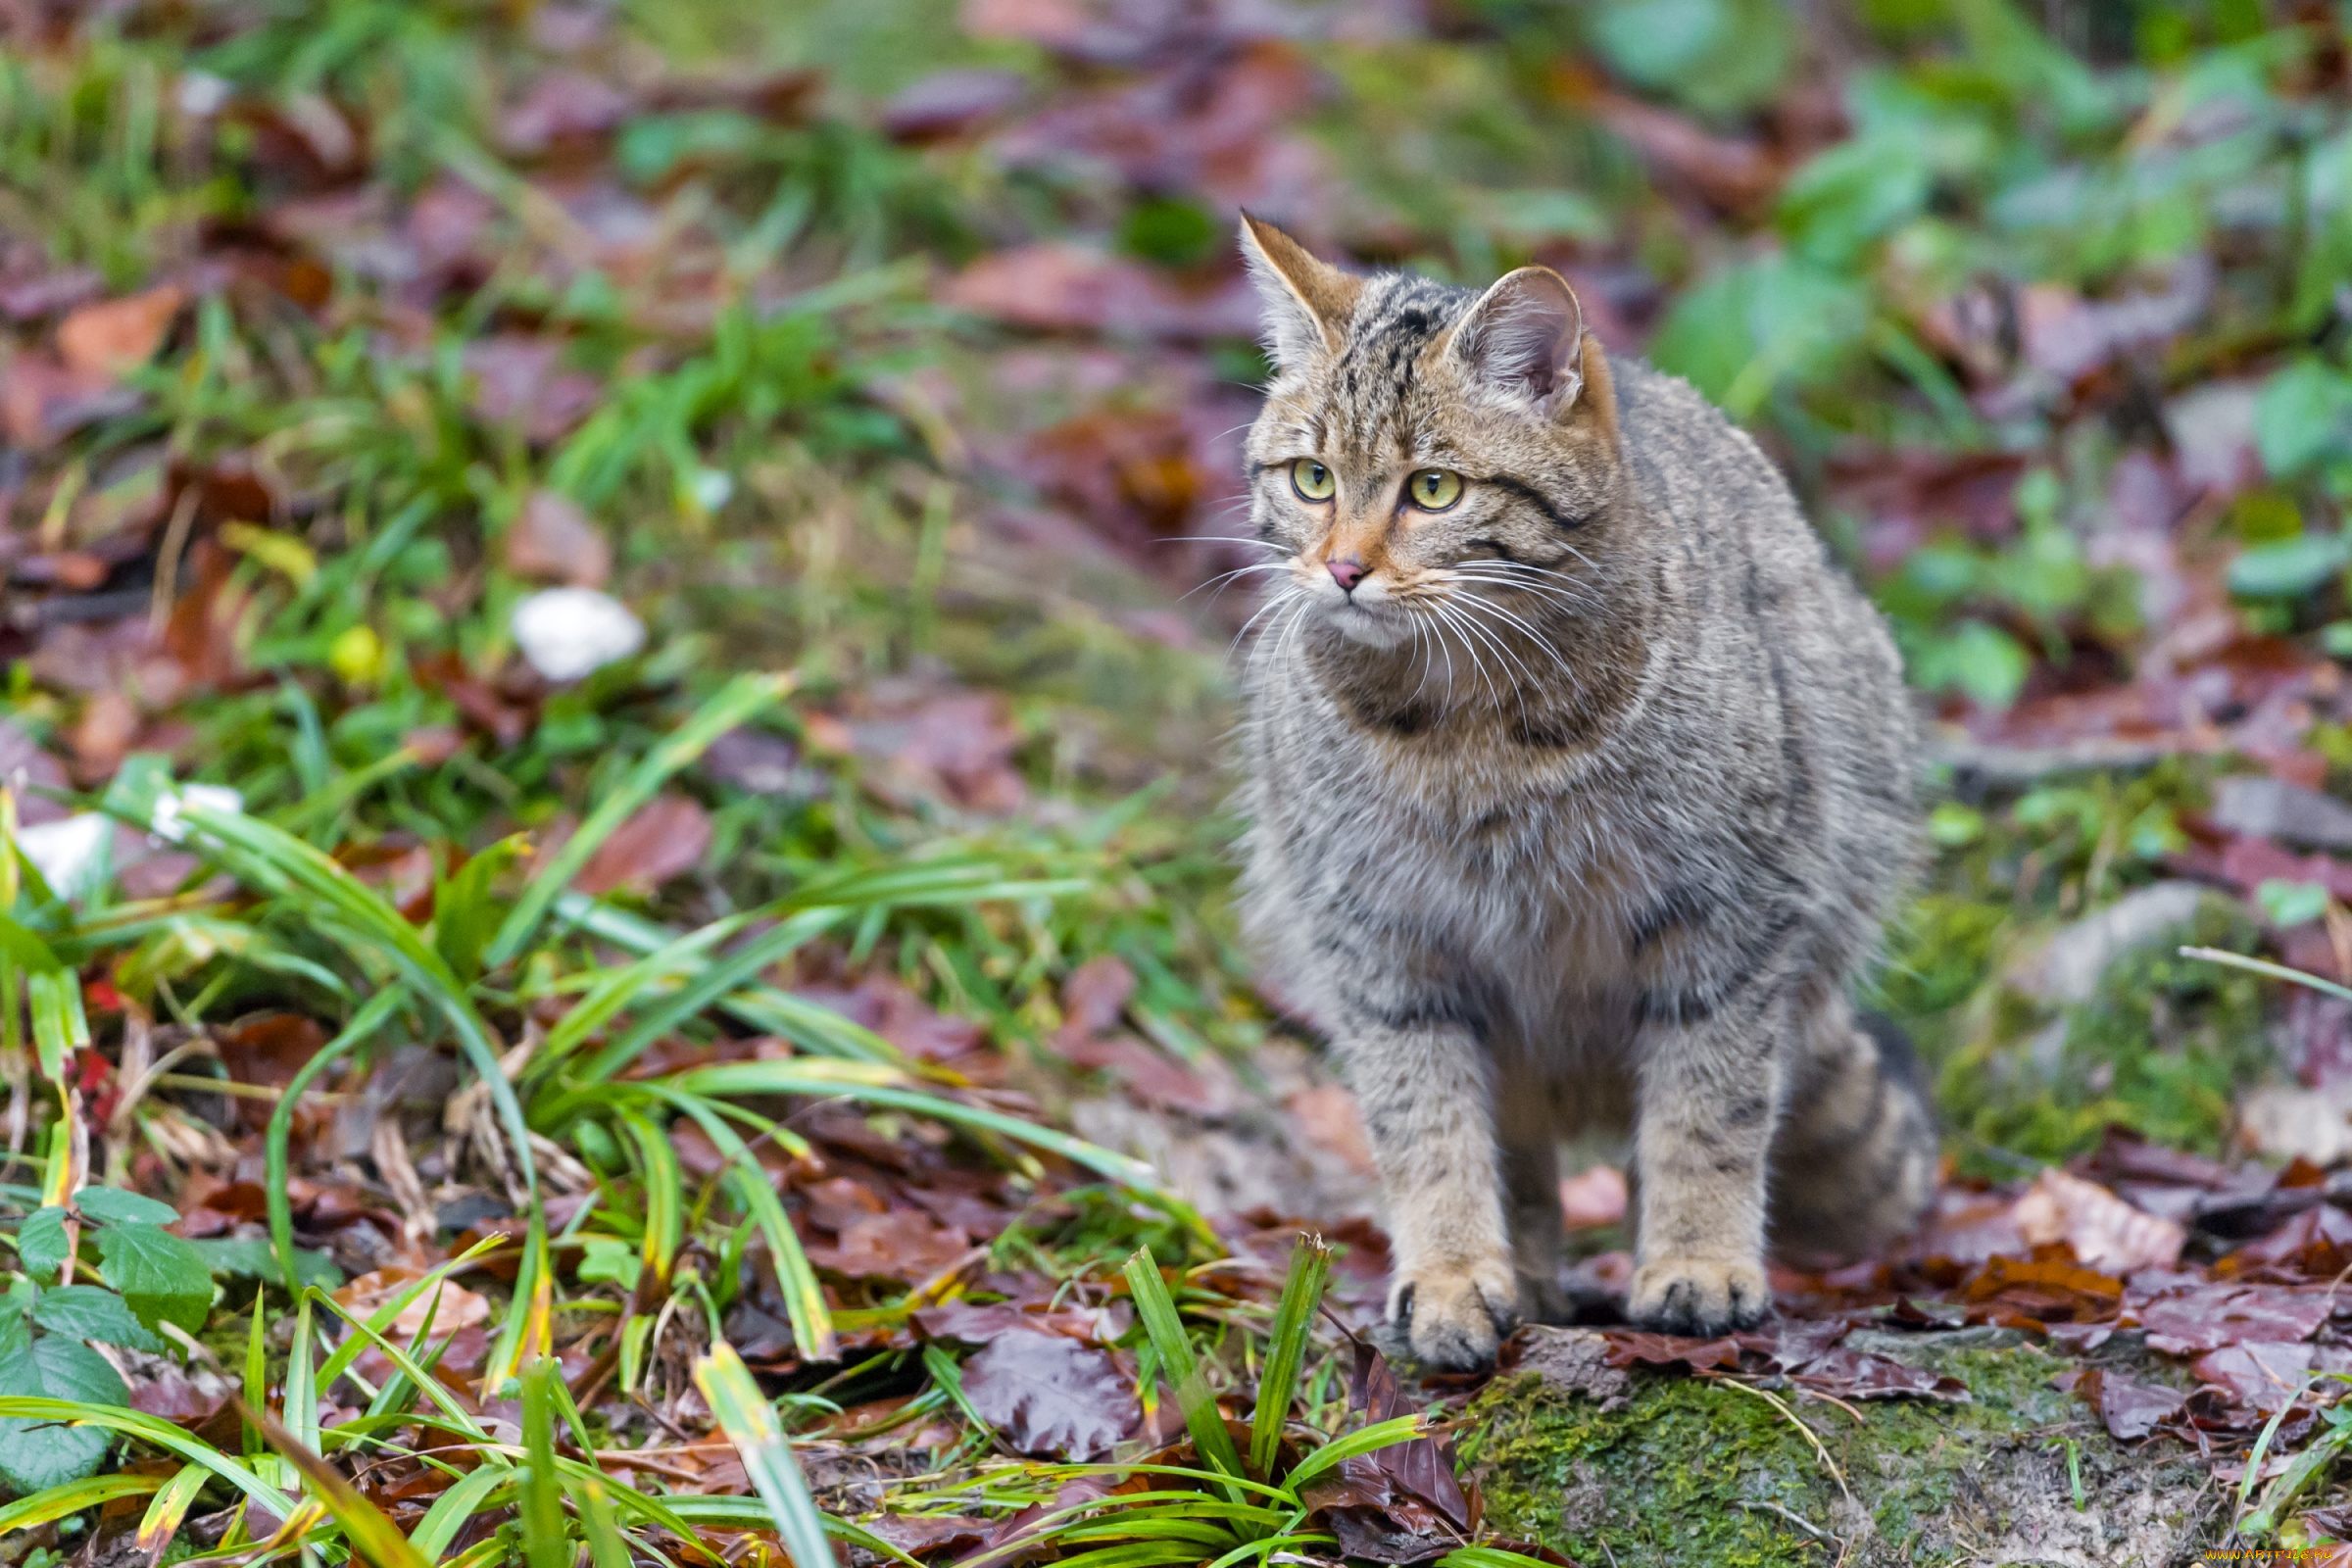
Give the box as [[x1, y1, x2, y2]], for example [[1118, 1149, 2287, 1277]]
[[1328, 558, 1366, 592]]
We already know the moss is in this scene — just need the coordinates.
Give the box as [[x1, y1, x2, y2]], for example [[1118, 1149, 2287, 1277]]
[[1930, 899, 2270, 1167], [1459, 1333, 2221, 1567]]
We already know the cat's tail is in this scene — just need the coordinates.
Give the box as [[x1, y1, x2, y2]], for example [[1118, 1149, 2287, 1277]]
[[1768, 1006, 1939, 1260]]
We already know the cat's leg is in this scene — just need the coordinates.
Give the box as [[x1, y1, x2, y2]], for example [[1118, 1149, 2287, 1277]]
[[1337, 1000, 1518, 1369], [1494, 1072, 1569, 1322], [1625, 986, 1788, 1336], [1769, 1001, 1937, 1258]]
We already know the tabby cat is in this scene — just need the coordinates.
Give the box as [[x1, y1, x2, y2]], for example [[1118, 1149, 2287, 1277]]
[[1232, 217, 1936, 1367]]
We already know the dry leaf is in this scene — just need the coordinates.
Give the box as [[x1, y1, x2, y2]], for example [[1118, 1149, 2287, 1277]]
[[58, 285, 186, 378], [2012, 1167, 2185, 1275]]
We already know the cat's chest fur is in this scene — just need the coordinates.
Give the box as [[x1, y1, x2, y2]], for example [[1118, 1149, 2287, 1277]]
[[1254, 671, 1670, 982]]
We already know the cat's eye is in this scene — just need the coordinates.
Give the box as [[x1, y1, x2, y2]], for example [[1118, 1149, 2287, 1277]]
[[1290, 459, 1336, 502], [1407, 469, 1463, 511]]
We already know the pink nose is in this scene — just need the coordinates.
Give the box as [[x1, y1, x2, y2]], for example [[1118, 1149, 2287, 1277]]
[[1328, 558, 1366, 592]]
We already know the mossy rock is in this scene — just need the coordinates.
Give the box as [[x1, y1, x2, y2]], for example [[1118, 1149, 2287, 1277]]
[[1457, 1328, 2224, 1567]]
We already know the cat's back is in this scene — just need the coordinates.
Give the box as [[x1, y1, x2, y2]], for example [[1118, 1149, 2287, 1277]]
[[1609, 357, 1898, 690]]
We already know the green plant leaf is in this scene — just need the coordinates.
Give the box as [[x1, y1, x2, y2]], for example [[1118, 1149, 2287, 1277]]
[[95, 1222, 214, 1337], [15, 1208, 69, 1285], [189, 1236, 343, 1288], [73, 1187, 177, 1228], [31, 1286, 165, 1352], [2230, 533, 2348, 599], [0, 1337, 128, 1494]]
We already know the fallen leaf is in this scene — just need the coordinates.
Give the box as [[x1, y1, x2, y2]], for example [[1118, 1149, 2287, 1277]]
[[57, 285, 186, 378], [503, 490, 612, 588], [1503, 1326, 1629, 1404], [957, 1329, 1138, 1459], [2137, 1283, 2331, 1356], [1060, 956, 1134, 1036], [2191, 1341, 2352, 1411], [571, 795, 711, 896], [806, 1209, 970, 1284], [2012, 1167, 2185, 1274], [332, 1268, 491, 1339], [2090, 1371, 2187, 1441]]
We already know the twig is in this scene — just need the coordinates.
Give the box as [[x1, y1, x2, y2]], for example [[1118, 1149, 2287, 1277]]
[[1715, 1377, 1854, 1503], [1738, 1498, 1837, 1544]]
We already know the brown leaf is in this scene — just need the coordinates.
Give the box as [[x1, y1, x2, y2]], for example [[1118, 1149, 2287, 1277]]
[[2091, 1371, 2187, 1441], [883, 69, 1026, 142], [1060, 956, 1134, 1036], [464, 338, 602, 444], [2012, 1167, 2185, 1275], [1600, 1332, 1742, 1372], [2190, 1341, 2352, 1412], [791, 979, 985, 1062], [958, 1329, 1138, 1459], [57, 285, 186, 378], [218, 1013, 327, 1091], [500, 70, 633, 155], [571, 794, 711, 896], [332, 1267, 492, 1338], [503, 489, 612, 588], [1503, 1326, 1629, 1404], [807, 1208, 971, 1284], [2139, 1283, 2334, 1356]]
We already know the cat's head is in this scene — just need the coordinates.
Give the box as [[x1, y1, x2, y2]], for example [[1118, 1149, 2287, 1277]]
[[1238, 217, 1624, 651]]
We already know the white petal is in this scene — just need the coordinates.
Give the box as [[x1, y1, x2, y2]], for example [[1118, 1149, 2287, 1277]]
[[512, 588, 647, 683], [16, 814, 112, 900]]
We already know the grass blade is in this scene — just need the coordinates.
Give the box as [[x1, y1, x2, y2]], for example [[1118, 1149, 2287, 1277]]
[[520, 1357, 571, 1568], [695, 1339, 834, 1568], [617, 1109, 683, 1293], [1122, 1249, 1246, 1486], [0, 1398, 284, 1511], [135, 1462, 208, 1563], [1250, 1234, 1330, 1478], [484, 671, 791, 969], [269, 989, 401, 1291], [0, 1472, 167, 1532], [240, 1396, 433, 1568], [411, 1464, 511, 1560], [568, 1471, 635, 1568], [168, 800, 537, 1199]]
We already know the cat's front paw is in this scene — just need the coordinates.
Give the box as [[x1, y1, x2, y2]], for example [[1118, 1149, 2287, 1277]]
[[1390, 1260, 1521, 1370], [1626, 1255, 1770, 1337]]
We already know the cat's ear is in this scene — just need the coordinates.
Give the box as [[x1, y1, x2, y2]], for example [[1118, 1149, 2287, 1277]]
[[1239, 214, 1360, 368], [1447, 267, 1588, 420]]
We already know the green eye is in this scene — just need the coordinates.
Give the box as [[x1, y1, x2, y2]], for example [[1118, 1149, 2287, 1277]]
[[1290, 459, 1336, 502], [1408, 469, 1462, 511]]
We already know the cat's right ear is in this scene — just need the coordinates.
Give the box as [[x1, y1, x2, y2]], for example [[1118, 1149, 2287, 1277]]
[[1239, 214, 1361, 368]]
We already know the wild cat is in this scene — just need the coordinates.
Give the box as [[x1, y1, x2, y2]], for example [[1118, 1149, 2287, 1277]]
[[1231, 217, 1937, 1366]]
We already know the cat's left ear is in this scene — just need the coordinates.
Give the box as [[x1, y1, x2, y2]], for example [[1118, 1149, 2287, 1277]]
[[1446, 267, 1592, 421]]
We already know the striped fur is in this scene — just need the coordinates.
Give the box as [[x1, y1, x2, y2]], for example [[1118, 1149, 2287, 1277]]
[[1232, 219, 1936, 1365]]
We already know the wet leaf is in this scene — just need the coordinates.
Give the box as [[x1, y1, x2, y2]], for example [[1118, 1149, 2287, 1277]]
[[957, 1328, 1138, 1459]]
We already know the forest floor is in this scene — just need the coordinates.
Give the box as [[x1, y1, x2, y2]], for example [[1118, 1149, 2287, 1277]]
[[3, 1, 2352, 1565]]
